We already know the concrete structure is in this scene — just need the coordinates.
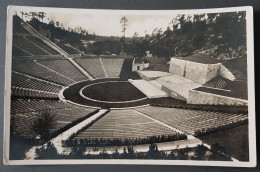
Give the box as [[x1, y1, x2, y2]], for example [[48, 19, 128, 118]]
[[129, 79, 168, 98], [157, 75, 201, 101], [187, 89, 248, 106], [169, 58, 221, 84], [138, 70, 172, 80], [132, 58, 149, 71], [134, 58, 244, 105], [169, 58, 236, 82], [135, 71, 201, 101], [219, 65, 236, 81]]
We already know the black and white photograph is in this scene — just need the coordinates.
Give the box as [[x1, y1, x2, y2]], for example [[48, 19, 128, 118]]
[[3, 6, 256, 166]]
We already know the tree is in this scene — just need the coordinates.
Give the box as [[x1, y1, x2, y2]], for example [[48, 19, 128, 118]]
[[32, 111, 56, 141], [120, 16, 128, 52], [20, 12, 25, 20], [38, 12, 46, 22], [193, 144, 207, 160], [177, 149, 188, 160], [170, 14, 185, 30], [69, 144, 86, 158], [120, 16, 128, 38], [147, 143, 160, 158], [35, 141, 59, 159]]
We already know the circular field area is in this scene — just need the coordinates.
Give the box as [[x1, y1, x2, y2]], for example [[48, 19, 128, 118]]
[[81, 81, 146, 102], [63, 79, 149, 108]]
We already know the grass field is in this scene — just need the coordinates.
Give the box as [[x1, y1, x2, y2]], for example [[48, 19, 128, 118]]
[[198, 125, 249, 161]]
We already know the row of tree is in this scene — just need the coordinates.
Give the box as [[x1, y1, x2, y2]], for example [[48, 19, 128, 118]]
[[88, 12, 246, 59], [34, 142, 232, 161], [21, 11, 246, 59], [65, 133, 187, 147]]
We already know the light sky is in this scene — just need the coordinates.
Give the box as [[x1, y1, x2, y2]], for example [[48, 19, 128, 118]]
[[16, 9, 179, 37]]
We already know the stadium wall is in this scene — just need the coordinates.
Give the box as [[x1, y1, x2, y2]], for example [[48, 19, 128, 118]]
[[169, 58, 185, 76], [169, 58, 229, 84], [219, 64, 236, 81], [205, 63, 221, 82], [187, 89, 248, 106], [185, 61, 209, 84]]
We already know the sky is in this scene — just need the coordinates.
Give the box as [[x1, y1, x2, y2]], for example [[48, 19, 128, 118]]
[[16, 8, 179, 37]]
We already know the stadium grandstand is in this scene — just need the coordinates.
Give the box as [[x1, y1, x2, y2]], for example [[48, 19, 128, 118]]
[[9, 15, 249, 161]]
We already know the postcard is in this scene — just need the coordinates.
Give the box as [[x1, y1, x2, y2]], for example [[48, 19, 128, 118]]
[[3, 5, 256, 167]]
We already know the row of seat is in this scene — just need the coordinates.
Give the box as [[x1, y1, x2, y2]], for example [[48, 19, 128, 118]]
[[57, 43, 81, 54], [11, 86, 59, 98], [136, 106, 248, 135], [13, 36, 50, 56], [11, 99, 69, 114], [12, 45, 31, 56], [37, 59, 88, 82], [11, 98, 96, 139], [26, 36, 59, 55], [74, 109, 177, 140], [12, 61, 75, 86], [12, 72, 62, 93], [203, 76, 227, 89], [75, 58, 125, 79], [75, 58, 107, 78], [101, 58, 124, 77]]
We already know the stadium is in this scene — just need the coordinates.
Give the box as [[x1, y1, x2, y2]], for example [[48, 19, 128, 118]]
[[9, 13, 249, 161]]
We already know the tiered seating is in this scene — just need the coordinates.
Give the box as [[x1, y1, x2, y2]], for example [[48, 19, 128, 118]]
[[203, 76, 227, 89], [101, 58, 124, 77], [12, 45, 31, 56], [74, 58, 106, 78], [13, 36, 49, 55], [136, 106, 248, 135], [74, 109, 175, 140], [26, 36, 59, 55], [11, 99, 67, 114], [11, 72, 63, 98], [11, 99, 96, 138], [13, 16, 29, 34], [12, 62, 75, 86], [11, 87, 59, 98], [37, 59, 88, 82], [57, 43, 81, 54]]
